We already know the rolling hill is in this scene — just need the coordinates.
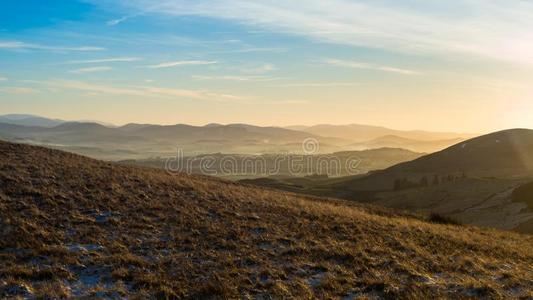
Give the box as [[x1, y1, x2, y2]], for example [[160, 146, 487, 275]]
[[348, 135, 464, 153], [121, 148, 424, 179], [243, 129, 533, 233], [343, 128, 533, 191], [0, 122, 343, 159], [289, 124, 475, 142], [0, 116, 474, 159], [0, 140, 532, 298]]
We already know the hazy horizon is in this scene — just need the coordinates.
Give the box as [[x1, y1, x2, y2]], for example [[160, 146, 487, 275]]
[[2, 1, 533, 133], [0, 112, 488, 134]]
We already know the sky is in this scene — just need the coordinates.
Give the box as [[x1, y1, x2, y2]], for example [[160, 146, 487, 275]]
[[1, 0, 532, 133]]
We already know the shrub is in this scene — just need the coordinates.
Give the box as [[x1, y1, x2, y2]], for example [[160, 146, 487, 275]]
[[428, 213, 461, 225]]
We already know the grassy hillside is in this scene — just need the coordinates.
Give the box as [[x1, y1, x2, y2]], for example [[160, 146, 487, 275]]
[[0, 141, 532, 298], [244, 129, 533, 233]]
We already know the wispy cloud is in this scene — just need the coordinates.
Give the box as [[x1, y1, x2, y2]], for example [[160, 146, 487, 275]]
[[0, 76, 7, 81], [105, 4, 160, 26], [148, 60, 218, 69], [0, 40, 104, 52], [107, 16, 129, 26], [0, 87, 40, 94], [267, 99, 309, 104], [210, 47, 287, 54], [192, 75, 277, 82], [275, 82, 361, 87], [242, 63, 276, 74], [98, 0, 533, 64], [43, 80, 245, 102], [325, 59, 419, 75], [65, 57, 140, 64], [69, 67, 113, 74]]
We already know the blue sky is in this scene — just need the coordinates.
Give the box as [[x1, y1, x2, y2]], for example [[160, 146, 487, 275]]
[[1, 0, 532, 132]]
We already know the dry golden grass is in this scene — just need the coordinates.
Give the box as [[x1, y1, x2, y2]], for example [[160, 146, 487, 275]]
[[0, 141, 532, 299]]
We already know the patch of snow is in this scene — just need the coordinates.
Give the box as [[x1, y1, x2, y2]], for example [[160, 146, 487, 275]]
[[342, 290, 361, 300], [68, 244, 105, 253], [0, 281, 34, 298], [251, 227, 267, 235], [257, 241, 272, 251], [307, 272, 327, 288], [66, 265, 111, 297]]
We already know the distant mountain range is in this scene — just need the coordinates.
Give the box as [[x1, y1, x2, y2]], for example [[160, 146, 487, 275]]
[[0, 114, 115, 128], [0, 114, 475, 159], [0, 120, 332, 159], [0, 114, 66, 127]]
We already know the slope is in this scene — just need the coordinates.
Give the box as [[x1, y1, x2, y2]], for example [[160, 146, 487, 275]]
[[340, 128, 533, 191], [0, 141, 532, 298]]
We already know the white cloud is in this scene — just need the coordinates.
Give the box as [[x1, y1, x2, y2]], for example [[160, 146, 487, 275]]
[[0, 40, 104, 52], [325, 59, 419, 75], [148, 60, 217, 69], [0, 76, 7, 81], [69, 66, 113, 74], [97, 0, 533, 64], [66, 57, 140, 64], [43, 80, 245, 102]]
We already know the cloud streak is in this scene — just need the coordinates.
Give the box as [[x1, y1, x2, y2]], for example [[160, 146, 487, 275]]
[[0, 87, 40, 94], [69, 67, 113, 74], [0, 40, 104, 52], [325, 59, 419, 75], [192, 75, 277, 82], [97, 0, 533, 64], [66, 57, 140, 64], [107, 16, 129, 26], [148, 60, 217, 69], [43, 80, 245, 102], [274, 82, 361, 87]]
